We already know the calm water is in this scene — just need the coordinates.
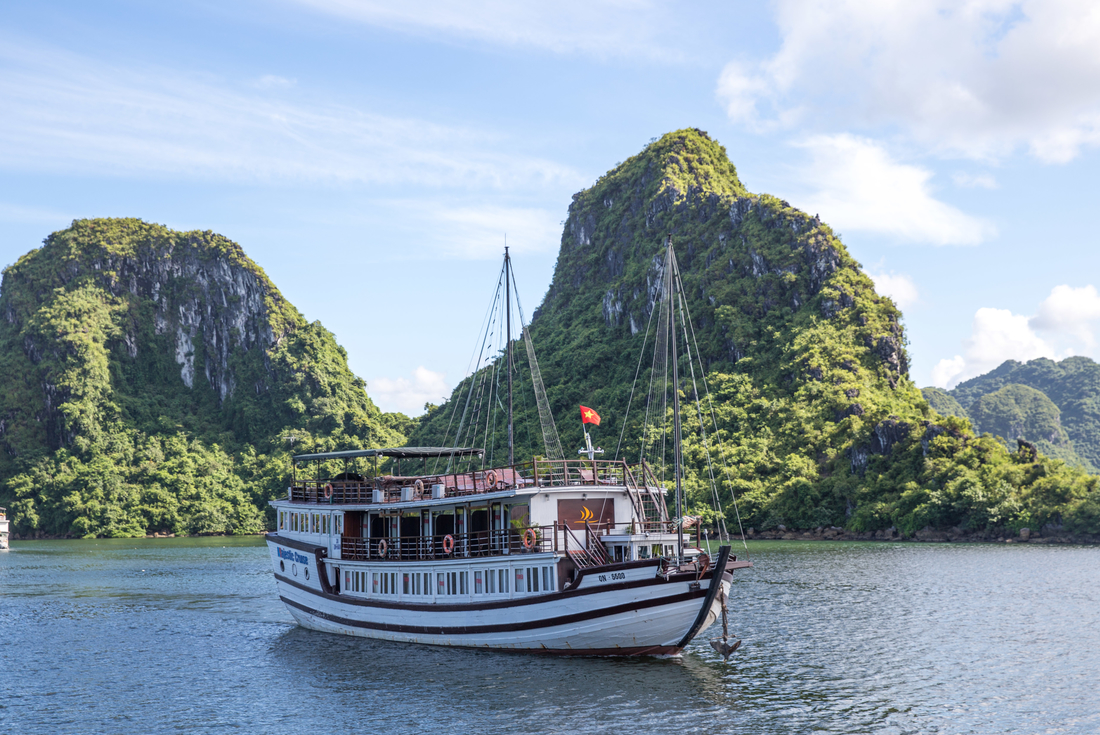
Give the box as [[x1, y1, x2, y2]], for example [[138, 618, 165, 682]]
[[1, 537, 1097, 734]]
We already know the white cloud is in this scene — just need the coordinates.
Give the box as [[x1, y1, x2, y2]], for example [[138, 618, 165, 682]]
[[0, 40, 582, 189], [952, 172, 999, 189], [369, 366, 450, 415], [868, 271, 919, 310], [288, 0, 689, 62], [718, 0, 1100, 163], [1031, 284, 1100, 346], [795, 134, 996, 245], [932, 307, 1056, 388]]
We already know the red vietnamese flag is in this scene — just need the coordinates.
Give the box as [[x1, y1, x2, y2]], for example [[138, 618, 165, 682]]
[[580, 405, 601, 426]]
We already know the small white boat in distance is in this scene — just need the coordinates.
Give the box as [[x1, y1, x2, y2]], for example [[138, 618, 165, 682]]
[[266, 448, 749, 655], [0, 507, 8, 549]]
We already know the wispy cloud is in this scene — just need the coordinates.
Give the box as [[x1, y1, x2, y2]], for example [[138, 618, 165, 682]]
[[433, 205, 562, 259], [287, 0, 691, 62], [0, 38, 582, 189], [952, 172, 999, 189], [794, 134, 996, 245]]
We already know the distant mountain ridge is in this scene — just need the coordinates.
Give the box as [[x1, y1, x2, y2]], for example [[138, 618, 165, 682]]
[[922, 356, 1100, 472]]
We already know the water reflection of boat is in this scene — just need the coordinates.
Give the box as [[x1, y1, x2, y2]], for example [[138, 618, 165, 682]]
[[265, 243, 750, 655]]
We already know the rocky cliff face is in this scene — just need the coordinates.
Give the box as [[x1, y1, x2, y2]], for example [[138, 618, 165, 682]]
[[0, 219, 301, 457]]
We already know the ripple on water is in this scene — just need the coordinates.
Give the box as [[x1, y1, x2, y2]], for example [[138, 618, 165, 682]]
[[0, 538, 1097, 734]]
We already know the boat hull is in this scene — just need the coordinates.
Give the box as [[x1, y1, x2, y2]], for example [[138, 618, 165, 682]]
[[267, 535, 731, 656]]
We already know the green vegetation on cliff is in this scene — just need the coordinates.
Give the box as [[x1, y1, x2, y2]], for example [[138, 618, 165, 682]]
[[415, 129, 1100, 537], [0, 218, 406, 538]]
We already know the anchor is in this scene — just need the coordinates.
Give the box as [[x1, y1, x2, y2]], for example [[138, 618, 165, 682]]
[[709, 588, 742, 661]]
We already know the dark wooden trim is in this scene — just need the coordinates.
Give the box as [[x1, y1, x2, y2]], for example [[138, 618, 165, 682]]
[[676, 545, 730, 649], [279, 584, 707, 636], [267, 533, 327, 555]]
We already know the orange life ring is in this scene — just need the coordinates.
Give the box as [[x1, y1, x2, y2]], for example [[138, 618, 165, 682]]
[[442, 534, 455, 554], [377, 539, 388, 558], [486, 470, 497, 488], [323, 483, 333, 500], [523, 527, 537, 549]]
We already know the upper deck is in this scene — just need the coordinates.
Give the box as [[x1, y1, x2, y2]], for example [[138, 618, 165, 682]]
[[286, 456, 669, 522]]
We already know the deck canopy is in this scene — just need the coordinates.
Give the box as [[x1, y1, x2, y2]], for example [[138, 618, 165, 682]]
[[292, 447, 484, 462]]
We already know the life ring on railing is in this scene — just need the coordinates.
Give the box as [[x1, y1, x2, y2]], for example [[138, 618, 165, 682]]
[[523, 527, 537, 549], [442, 534, 455, 554], [377, 539, 388, 558], [413, 479, 424, 495], [323, 483, 333, 500], [485, 470, 497, 489]]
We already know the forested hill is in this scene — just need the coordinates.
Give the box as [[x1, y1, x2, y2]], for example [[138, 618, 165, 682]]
[[414, 129, 1100, 537], [0, 218, 407, 538], [924, 356, 1100, 473]]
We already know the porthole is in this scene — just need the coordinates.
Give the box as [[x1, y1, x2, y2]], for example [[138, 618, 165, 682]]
[[304, 567, 310, 580], [292, 564, 298, 576], [280, 560, 285, 573]]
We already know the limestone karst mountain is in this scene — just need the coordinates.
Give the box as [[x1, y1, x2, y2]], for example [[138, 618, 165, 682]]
[[413, 129, 1099, 536], [0, 218, 405, 537]]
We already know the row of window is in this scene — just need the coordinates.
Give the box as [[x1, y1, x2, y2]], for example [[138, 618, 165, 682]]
[[342, 565, 556, 598], [279, 510, 342, 535]]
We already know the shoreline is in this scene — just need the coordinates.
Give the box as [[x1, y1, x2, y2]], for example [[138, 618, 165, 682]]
[[725, 525, 1100, 546]]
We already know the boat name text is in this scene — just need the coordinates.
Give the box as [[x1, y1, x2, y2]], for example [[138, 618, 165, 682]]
[[277, 547, 309, 564]]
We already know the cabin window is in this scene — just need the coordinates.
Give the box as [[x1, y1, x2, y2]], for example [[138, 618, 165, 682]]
[[474, 570, 483, 594], [459, 571, 467, 595], [638, 545, 649, 559], [526, 567, 539, 593], [500, 568, 509, 593], [543, 566, 552, 591], [515, 568, 525, 593], [486, 569, 496, 594], [652, 544, 662, 558], [345, 571, 350, 590], [614, 545, 623, 563], [403, 573, 410, 595]]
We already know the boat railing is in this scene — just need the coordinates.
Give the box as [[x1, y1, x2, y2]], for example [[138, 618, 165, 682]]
[[340, 524, 558, 562], [289, 458, 661, 505]]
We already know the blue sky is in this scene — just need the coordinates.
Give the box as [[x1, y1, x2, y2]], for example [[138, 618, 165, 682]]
[[3, 0, 1100, 414]]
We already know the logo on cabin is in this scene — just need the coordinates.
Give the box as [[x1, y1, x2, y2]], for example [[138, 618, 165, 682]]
[[580, 506, 594, 522]]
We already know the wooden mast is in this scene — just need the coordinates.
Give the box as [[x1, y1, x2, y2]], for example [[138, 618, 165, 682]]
[[505, 247, 514, 466], [668, 235, 684, 559]]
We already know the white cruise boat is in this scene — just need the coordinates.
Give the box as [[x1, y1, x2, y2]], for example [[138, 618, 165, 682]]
[[0, 506, 9, 550], [266, 239, 751, 655], [267, 449, 749, 655]]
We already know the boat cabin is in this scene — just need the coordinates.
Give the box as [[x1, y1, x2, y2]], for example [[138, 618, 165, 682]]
[[271, 447, 684, 599]]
